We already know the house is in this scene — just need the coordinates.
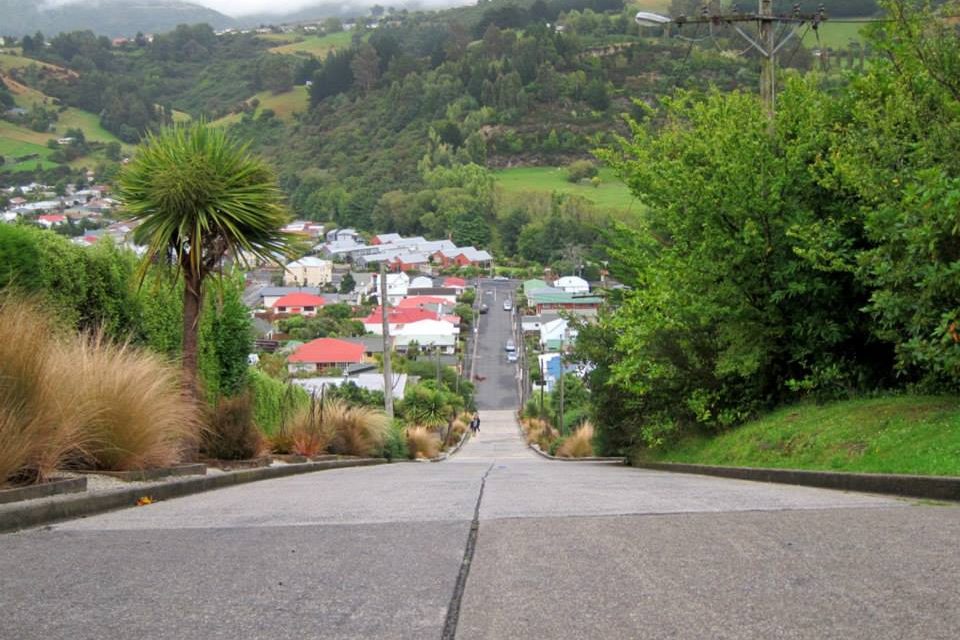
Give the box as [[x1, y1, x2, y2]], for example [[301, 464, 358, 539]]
[[371, 232, 403, 245], [405, 286, 458, 304], [282, 220, 324, 239], [555, 275, 590, 294], [392, 319, 460, 354], [36, 214, 66, 227], [293, 372, 408, 398], [284, 257, 333, 286], [368, 272, 409, 304], [287, 338, 366, 373], [256, 286, 323, 309], [272, 292, 326, 317], [442, 277, 468, 291], [326, 228, 361, 243], [527, 289, 603, 315], [433, 246, 493, 268], [521, 312, 562, 333], [540, 317, 578, 351], [360, 307, 444, 335], [341, 335, 387, 358], [397, 296, 455, 313], [409, 276, 434, 289]]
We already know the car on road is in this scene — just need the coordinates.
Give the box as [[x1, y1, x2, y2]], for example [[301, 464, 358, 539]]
[[503, 299, 512, 311], [507, 351, 518, 363], [493, 275, 508, 281], [479, 304, 488, 314], [505, 339, 516, 352]]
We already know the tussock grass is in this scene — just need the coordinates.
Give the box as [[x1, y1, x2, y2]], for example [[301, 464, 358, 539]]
[[203, 393, 261, 461], [286, 395, 335, 457], [325, 400, 389, 457], [0, 299, 89, 486], [523, 418, 558, 451], [406, 426, 440, 459], [67, 334, 202, 470], [556, 422, 595, 458]]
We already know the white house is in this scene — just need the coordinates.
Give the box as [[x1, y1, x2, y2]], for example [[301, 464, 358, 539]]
[[555, 275, 590, 294], [284, 256, 333, 286], [410, 276, 434, 289], [392, 319, 460, 354], [540, 317, 578, 351], [368, 271, 409, 304]]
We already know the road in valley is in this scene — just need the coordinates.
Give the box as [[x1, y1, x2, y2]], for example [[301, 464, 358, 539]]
[[2, 279, 958, 639]]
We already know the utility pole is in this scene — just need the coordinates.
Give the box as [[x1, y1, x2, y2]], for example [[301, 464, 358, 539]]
[[379, 262, 394, 420], [558, 359, 565, 435], [759, 0, 775, 118]]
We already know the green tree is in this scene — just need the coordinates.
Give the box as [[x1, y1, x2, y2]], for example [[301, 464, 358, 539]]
[[339, 271, 356, 294], [118, 122, 290, 398]]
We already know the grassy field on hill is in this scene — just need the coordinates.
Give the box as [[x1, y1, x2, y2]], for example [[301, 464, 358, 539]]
[[0, 136, 58, 172], [636, 395, 960, 476], [803, 19, 870, 49], [267, 31, 354, 57], [212, 86, 309, 126], [494, 166, 639, 214]]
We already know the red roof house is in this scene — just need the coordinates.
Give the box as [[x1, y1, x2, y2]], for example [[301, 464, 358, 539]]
[[272, 292, 326, 317], [442, 277, 467, 290], [397, 296, 453, 309], [288, 338, 365, 372]]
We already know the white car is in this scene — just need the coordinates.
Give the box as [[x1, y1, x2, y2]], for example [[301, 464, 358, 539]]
[[507, 351, 518, 363], [503, 299, 512, 311]]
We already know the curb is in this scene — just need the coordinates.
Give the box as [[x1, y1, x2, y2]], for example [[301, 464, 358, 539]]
[[633, 461, 960, 502], [528, 443, 626, 463], [436, 430, 471, 462], [0, 458, 386, 535]]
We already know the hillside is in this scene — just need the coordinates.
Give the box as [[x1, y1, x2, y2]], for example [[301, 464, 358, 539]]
[[636, 396, 960, 476], [0, 0, 235, 38]]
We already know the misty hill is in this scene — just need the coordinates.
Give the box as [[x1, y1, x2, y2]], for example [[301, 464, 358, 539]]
[[0, 0, 235, 38]]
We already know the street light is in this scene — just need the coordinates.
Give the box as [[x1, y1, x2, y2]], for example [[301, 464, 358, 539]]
[[634, 11, 671, 27]]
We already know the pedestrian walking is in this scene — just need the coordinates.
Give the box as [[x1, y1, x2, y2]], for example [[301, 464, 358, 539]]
[[470, 413, 480, 435]]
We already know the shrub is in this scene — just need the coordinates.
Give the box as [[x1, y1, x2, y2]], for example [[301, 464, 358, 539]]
[[0, 299, 89, 486], [566, 160, 597, 183], [556, 422, 595, 458], [325, 399, 390, 457], [286, 393, 335, 457], [203, 393, 263, 460], [406, 426, 440, 459], [381, 420, 409, 461], [66, 334, 202, 471], [523, 418, 558, 451]]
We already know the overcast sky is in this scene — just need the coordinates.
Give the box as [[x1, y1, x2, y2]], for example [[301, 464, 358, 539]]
[[193, 0, 341, 16]]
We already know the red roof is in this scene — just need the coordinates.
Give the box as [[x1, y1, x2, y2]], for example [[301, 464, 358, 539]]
[[273, 293, 326, 309], [289, 338, 365, 364], [398, 296, 452, 308], [38, 215, 66, 223], [360, 307, 438, 325], [443, 277, 467, 288]]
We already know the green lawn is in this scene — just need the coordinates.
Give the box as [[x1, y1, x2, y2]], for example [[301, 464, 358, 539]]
[[494, 166, 640, 213], [637, 395, 960, 476], [803, 19, 871, 49], [268, 31, 355, 58], [0, 136, 57, 172], [211, 86, 309, 126], [57, 108, 123, 144]]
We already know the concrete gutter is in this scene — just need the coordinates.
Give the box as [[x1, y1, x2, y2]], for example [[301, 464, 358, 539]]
[[0, 458, 386, 534], [633, 461, 960, 502], [528, 443, 626, 463]]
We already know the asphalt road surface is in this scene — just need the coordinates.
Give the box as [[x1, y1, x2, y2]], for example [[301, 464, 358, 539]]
[[2, 279, 959, 639]]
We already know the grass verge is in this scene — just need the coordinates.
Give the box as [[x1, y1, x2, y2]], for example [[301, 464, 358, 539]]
[[636, 395, 960, 476]]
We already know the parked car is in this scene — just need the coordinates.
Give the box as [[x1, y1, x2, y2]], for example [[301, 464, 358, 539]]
[[493, 275, 508, 281], [503, 299, 512, 311], [507, 351, 518, 363], [505, 339, 516, 352], [479, 304, 489, 314]]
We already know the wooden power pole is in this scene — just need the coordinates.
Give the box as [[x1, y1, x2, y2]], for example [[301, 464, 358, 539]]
[[379, 262, 394, 419], [759, 0, 775, 118]]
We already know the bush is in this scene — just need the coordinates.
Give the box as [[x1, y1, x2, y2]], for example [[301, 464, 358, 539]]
[[565, 160, 597, 183], [67, 334, 201, 471], [250, 369, 309, 435], [286, 393, 335, 457], [556, 422, 595, 458], [0, 299, 91, 486], [381, 420, 409, 461], [325, 399, 390, 457], [406, 426, 440, 459], [203, 393, 264, 460]]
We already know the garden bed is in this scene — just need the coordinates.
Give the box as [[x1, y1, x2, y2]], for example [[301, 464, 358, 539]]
[[201, 456, 272, 471], [0, 477, 87, 505]]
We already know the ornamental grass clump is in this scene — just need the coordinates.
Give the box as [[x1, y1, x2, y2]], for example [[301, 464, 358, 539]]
[[324, 399, 390, 457], [406, 426, 440, 459], [0, 299, 90, 486], [63, 333, 202, 470], [203, 392, 261, 461], [523, 418, 558, 450], [556, 422, 595, 458], [285, 394, 335, 457]]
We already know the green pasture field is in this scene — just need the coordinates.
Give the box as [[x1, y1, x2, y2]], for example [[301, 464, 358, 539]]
[[494, 166, 640, 214]]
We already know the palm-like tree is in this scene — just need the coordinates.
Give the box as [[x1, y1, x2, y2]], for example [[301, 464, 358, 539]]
[[118, 122, 290, 398]]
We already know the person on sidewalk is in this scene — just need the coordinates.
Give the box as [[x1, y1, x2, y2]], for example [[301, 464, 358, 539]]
[[470, 413, 480, 435]]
